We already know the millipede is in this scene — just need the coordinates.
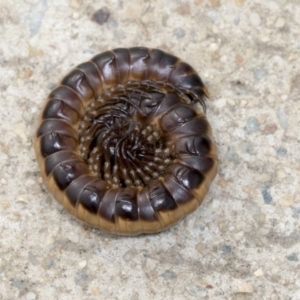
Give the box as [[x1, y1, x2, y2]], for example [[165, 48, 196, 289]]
[[34, 47, 218, 235]]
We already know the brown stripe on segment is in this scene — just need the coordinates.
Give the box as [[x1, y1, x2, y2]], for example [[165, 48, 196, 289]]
[[65, 175, 98, 207], [43, 151, 87, 206], [167, 162, 211, 203], [147, 179, 184, 230], [112, 48, 131, 83], [138, 188, 159, 222], [34, 139, 47, 183], [99, 189, 118, 221], [40, 132, 78, 157], [45, 174, 65, 204], [137, 187, 162, 233], [171, 117, 212, 136], [76, 61, 103, 96], [77, 179, 108, 214], [97, 188, 118, 233], [75, 179, 109, 228], [148, 179, 177, 211], [178, 74, 207, 101], [151, 50, 179, 82], [169, 62, 208, 102], [37, 119, 78, 139], [44, 151, 83, 176], [52, 160, 90, 191], [172, 72, 204, 91], [62, 175, 96, 216], [146, 49, 165, 80], [191, 177, 211, 205], [166, 172, 211, 210], [175, 134, 218, 181], [159, 103, 197, 132], [179, 156, 218, 181], [42, 99, 80, 125], [128, 47, 150, 81], [160, 180, 185, 229], [179, 155, 214, 174], [115, 187, 138, 220], [60, 69, 94, 103], [175, 135, 214, 157], [163, 175, 199, 215], [115, 187, 142, 235], [91, 51, 119, 87], [167, 163, 204, 191], [168, 61, 196, 84], [48, 86, 85, 116]]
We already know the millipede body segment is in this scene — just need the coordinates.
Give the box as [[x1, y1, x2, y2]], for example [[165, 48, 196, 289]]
[[34, 47, 218, 235]]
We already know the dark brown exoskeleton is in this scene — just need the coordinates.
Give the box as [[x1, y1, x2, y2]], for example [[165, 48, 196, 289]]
[[34, 47, 218, 235]]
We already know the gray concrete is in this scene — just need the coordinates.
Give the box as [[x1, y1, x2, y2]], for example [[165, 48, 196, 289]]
[[1, 0, 300, 299]]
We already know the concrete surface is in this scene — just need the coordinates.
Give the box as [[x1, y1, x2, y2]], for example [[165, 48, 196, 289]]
[[1, 0, 300, 299]]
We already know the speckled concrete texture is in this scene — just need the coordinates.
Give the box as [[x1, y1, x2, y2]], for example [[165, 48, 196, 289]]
[[1, 0, 300, 299]]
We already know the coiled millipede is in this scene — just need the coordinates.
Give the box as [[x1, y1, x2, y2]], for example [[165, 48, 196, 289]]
[[34, 47, 218, 235]]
